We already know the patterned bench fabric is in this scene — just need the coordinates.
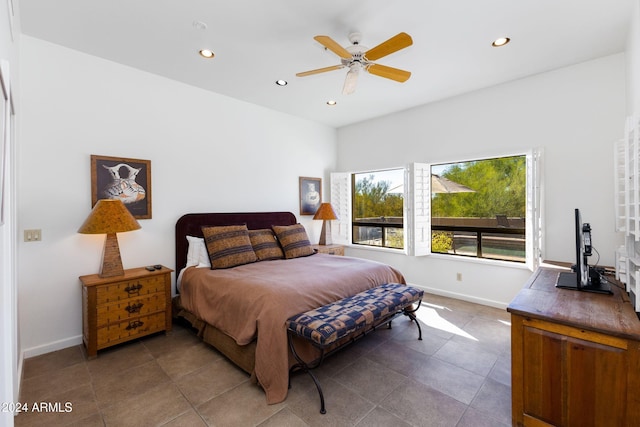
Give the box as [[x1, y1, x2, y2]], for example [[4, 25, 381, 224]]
[[287, 283, 423, 347]]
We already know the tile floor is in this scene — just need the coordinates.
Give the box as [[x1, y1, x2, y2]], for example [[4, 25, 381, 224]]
[[15, 293, 512, 427]]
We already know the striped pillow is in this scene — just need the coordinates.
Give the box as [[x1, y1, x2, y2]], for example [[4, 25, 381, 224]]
[[248, 229, 284, 261], [272, 224, 315, 259], [202, 225, 257, 269]]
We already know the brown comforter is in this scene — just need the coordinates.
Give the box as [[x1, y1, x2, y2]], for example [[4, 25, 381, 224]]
[[179, 253, 405, 404]]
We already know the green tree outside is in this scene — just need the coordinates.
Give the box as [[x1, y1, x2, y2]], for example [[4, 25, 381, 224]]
[[432, 156, 526, 218], [353, 175, 403, 219], [353, 174, 404, 248]]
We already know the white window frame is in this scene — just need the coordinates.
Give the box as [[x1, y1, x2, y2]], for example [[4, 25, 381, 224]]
[[330, 149, 543, 269], [330, 172, 352, 246]]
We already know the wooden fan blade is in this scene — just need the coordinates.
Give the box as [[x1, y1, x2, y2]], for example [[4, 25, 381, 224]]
[[367, 64, 411, 82], [296, 64, 345, 77], [364, 32, 413, 61], [314, 35, 352, 59]]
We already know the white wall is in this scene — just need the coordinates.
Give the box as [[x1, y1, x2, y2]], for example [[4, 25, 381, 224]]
[[337, 53, 627, 307], [18, 36, 337, 357]]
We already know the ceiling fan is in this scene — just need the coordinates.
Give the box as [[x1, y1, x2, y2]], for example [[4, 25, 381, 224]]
[[297, 31, 413, 95]]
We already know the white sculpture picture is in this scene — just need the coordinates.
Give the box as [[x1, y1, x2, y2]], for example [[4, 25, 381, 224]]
[[91, 155, 152, 219], [102, 163, 146, 204]]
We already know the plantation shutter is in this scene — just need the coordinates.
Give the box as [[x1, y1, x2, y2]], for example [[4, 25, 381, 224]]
[[330, 172, 352, 245], [407, 163, 431, 256], [526, 148, 544, 270]]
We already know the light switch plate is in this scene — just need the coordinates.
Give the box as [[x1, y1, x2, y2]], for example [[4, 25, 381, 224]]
[[24, 229, 42, 242]]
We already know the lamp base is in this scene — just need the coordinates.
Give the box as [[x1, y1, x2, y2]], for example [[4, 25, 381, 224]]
[[318, 220, 333, 246], [100, 233, 125, 278]]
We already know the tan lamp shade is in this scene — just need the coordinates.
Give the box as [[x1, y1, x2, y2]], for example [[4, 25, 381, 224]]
[[78, 199, 141, 277], [313, 203, 338, 245]]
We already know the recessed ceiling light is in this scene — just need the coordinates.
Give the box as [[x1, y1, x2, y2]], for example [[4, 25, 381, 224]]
[[199, 49, 215, 58], [275, 80, 288, 86], [492, 37, 511, 47], [327, 100, 337, 106]]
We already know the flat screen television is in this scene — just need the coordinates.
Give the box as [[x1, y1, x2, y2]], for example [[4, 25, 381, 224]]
[[556, 208, 612, 294]]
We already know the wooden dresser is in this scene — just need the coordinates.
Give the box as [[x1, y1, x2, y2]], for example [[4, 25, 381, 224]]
[[507, 265, 640, 426], [79, 266, 173, 358]]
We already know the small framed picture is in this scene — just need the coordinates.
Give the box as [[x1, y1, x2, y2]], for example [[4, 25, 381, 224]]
[[91, 155, 152, 219], [299, 176, 321, 216]]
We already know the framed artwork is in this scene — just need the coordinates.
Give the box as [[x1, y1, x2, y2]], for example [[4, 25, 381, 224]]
[[91, 155, 152, 219], [299, 176, 321, 216]]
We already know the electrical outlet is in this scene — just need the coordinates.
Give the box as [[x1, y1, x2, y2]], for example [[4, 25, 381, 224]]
[[24, 229, 42, 242], [456, 272, 462, 281]]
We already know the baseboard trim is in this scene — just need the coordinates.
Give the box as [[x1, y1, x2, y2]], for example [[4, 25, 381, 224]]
[[22, 335, 83, 359], [406, 282, 508, 310]]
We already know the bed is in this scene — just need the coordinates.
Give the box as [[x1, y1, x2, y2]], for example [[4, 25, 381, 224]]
[[173, 212, 406, 404]]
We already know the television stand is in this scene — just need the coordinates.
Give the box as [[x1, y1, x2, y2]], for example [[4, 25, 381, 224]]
[[508, 265, 640, 425], [555, 268, 613, 295]]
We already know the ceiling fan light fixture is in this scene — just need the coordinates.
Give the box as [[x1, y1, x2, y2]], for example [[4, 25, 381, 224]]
[[492, 37, 511, 47], [298, 32, 413, 93], [199, 49, 215, 58], [342, 63, 361, 95]]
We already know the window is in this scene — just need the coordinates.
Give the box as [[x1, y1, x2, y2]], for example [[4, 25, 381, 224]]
[[352, 169, 404, 249], [331, 150, 542, 269], [431, 156, 526, 262]]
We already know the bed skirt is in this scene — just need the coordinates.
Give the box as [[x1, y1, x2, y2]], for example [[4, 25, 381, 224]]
[[172, 296, 257, 374]]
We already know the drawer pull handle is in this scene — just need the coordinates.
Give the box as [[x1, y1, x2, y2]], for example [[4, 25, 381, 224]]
[[125, 303, 144, 314], [126, 320, 144, 330], [124, 283, 143, 294]]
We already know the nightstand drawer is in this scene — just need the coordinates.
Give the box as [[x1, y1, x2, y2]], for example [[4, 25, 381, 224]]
[[97, 293, 166, 327], [97, 312, 166, 349], [96, 275, 165, 304]]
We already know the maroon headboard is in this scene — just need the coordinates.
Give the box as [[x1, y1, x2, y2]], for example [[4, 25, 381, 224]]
[[175, 211, 297, 273]]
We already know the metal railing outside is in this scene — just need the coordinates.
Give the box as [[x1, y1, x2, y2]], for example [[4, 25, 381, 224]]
[[432, 224, 526, 262], [351, 217, 526, 262]]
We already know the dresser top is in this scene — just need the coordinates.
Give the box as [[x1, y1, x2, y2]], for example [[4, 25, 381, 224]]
[[507, 265, 640, 341], [79, 265, 173, 286]]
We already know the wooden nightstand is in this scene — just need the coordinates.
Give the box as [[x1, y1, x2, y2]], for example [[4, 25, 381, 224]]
[[312, 244, 345, 256], [79, 265, 173, 358]]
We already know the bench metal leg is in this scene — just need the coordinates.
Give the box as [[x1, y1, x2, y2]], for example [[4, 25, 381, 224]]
[[287, 298, 424, 414], [288, 334, 327, 414], [306, 369, 326, 414], [403, 299, 423, 340]]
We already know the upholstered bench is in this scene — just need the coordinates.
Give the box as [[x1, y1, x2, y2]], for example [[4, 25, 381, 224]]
[[286, 283, 424, 414]]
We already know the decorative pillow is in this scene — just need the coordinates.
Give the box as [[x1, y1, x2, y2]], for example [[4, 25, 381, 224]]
[[186, 235, 211, 268], [201, 225, 257, 269], [272, 224, 315, 259], [249, 229, 284, 261], [186, 235, 201, 267]]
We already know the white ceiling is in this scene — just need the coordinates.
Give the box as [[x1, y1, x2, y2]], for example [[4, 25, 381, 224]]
[[19, 0, 634, 128]]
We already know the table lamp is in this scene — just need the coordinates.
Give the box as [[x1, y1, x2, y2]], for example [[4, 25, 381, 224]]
[[313, 202, 338, 245], [78, 199, 141, 278]]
